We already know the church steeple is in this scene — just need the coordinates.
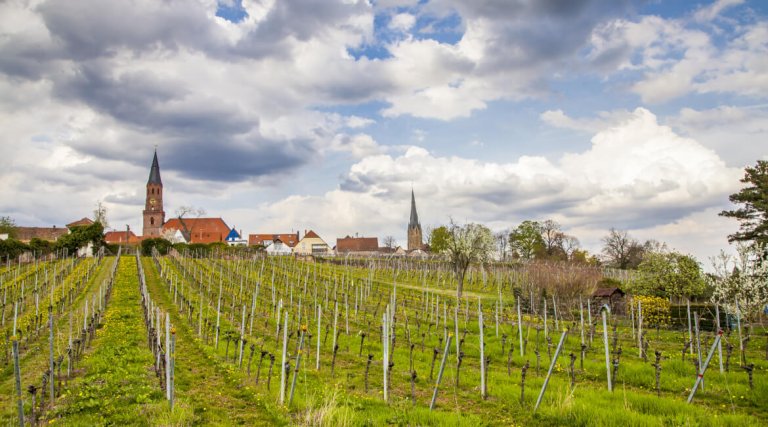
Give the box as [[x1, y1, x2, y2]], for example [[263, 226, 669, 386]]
[[148, 149, 162, 185], [409, 189, 419, 228], [143, 149, 165, 237], [407, 189, 423, 251]]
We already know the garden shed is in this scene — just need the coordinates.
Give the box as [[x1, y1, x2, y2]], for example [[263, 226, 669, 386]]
[[592, 287, 626, 315]]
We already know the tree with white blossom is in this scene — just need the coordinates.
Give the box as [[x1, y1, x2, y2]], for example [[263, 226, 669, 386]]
[[443, 220, 495, 300], [709, 243, 768, 322]]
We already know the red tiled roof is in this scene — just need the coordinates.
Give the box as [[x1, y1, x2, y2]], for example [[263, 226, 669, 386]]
[[104, 230, 140, 244], [162, 218, 230, 244], [336, 236, 379, 253], [304, 230, 320, 239], [66, 217, 94, 228], [15, 227, 69, 242], [249, 233, 300, 247]]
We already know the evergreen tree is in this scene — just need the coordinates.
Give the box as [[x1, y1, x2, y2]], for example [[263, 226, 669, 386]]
[[720, 160, 768, 246]]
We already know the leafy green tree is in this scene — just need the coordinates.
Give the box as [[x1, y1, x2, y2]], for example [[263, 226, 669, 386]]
[[572, 249, 600, 265], [428, 226, 451, 253], [0, 216, 17, 239], [141, 238, 172, 256], [28, 238, 53, 255], [720, 160, 768, 246], [0, 239, 29, 260], [632, 251, 707, 299], [55, 222, 105, 254], [443, 221, 495, 300], [509, 220, 544, 260]]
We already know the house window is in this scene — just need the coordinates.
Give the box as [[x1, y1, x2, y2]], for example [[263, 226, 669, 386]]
[[150, 217, 155, 225]]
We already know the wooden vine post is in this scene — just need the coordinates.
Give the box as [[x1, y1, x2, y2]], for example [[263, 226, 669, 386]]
[[170, 327, 176, 410], [601, 304, 612, 392], [688, 330, 723, 403], [279, 310, 289, 405], [316, 304, 322, 370], [517, 295, 524, 357], [429, 333, 452, 410], [288, 325, 306, 406], [382, 304, 390, 403], [533, 328, 568, 412], [479, 299, 487, 399], [12, 336, 23, 427]]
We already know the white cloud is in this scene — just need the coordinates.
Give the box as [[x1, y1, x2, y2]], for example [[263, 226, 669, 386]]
[[328, 133, 384, 159], [540, 109, 635, 133], [633, 207, 737, 263], [587, 7, 768, 104], [693, 0, 745, 23], [373, 0, 635, 119], [667, 104, 768, 166], [389, 13, 416, 32]]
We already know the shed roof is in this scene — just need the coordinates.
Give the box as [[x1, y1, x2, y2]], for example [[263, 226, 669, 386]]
[[592, 287, 625, 298]]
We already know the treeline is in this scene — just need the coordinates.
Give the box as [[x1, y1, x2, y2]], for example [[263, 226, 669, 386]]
[[427, 219, 711, 302], [139, 238, 263, 257], [0, 222, 106, 260]]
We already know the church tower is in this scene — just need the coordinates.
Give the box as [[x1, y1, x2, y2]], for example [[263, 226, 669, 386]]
[[407, 189, 423, 251], [142, 150, 165, 237]]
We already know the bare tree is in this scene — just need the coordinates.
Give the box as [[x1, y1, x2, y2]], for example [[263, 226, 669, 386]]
[[540, 219, 565, 257], [495, 230, 509, 261], [443, 220, 495, 300], [562, 235, 580, 260], [93, 201, 109, 229], [601, 228, 644, 269], [175, 206, 207, 242], [382, 235, 397, 249]]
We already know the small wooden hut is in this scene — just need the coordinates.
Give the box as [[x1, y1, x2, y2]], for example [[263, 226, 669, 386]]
[[591, 287, 626, 315]]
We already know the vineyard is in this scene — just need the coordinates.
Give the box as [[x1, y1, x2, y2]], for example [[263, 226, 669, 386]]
[[0, 252, 766, 426]]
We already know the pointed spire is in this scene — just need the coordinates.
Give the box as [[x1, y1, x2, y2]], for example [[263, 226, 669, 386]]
[[147, 149, 162, 185], [409, 189, 420, 228]]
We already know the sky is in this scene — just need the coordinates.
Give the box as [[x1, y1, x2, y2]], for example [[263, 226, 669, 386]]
[[1, 0, 767, 264]]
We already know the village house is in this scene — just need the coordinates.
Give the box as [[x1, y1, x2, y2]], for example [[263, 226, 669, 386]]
[[162, 217, 230, 244], [249, 232, 300, 248], [104, 229, 141, 245], [265, 238, 293, 255], [336, 235, 379, 256], [14, 226, 69, 243], [294, 230, 331, 256], [225, 227, 248, 246]]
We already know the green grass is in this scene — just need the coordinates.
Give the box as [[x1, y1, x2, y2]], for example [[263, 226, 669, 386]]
[[50, 256, 164, 425]]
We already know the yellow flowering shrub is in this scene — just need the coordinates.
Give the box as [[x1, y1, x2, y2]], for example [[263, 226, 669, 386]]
[[632, 295, 671, 327]]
